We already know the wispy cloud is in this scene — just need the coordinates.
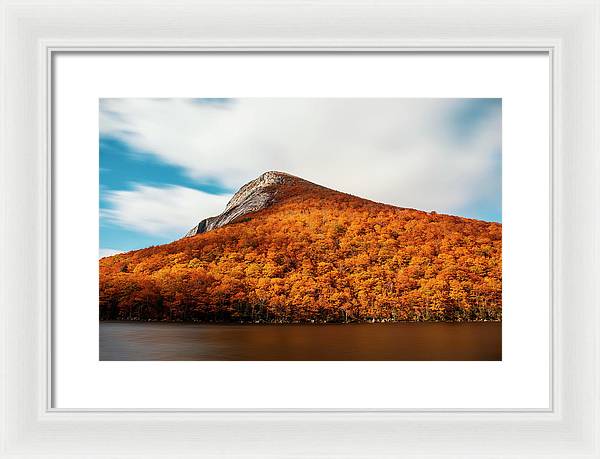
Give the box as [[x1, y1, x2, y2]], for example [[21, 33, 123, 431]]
[[100, 98, 501, 219], [102, 184, 231, 237]]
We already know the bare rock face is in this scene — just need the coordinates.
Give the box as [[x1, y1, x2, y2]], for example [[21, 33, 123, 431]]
[[184, 171, 292, 237]]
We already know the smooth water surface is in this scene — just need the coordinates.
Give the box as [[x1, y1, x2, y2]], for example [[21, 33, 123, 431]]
[[100, 322, 501, 361]]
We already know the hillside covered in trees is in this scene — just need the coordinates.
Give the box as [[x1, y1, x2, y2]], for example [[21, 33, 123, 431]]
[[100, 172, 502, 323]]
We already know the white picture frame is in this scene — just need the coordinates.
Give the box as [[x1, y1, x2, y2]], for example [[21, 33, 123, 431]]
[[0, 0, 598, 457]]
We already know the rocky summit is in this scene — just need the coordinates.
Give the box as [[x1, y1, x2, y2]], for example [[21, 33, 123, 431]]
[[185, 171, 299, 237]]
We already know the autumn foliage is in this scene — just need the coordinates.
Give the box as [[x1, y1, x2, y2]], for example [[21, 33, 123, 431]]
[[100, 177, 501, 323]]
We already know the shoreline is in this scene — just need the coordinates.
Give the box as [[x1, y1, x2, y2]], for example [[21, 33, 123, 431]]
[[99, 319, 502, 325]]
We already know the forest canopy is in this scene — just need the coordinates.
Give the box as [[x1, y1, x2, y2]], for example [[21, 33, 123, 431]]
[[100, 180, 501, 323]]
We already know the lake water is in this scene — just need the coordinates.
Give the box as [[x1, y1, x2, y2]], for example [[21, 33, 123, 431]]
[[100, 321, 501, 361]]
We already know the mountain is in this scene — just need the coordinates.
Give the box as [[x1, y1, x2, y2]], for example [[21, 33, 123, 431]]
[[185, 171, 308, 237], [100, 171, 502, 323]]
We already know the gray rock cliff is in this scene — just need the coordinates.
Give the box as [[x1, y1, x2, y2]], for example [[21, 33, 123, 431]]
[[184, 171, 293, 237]]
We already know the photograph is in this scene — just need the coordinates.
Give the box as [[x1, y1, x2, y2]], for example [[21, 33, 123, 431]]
[[99, 97, 502, 361]]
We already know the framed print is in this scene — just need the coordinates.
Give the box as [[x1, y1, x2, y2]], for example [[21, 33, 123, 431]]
[[1, 1, 599, 458]]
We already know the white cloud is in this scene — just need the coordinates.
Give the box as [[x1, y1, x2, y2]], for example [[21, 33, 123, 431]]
[[99, 248, 125, 259], [100, 98, 501, 216], [103, 184, 232, 236]]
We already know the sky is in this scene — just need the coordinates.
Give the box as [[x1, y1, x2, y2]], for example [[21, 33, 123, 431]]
[[100, 98, 501, 257]]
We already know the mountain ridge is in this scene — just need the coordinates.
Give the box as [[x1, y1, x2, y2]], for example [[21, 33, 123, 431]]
[[100, 171, 502, 323]]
